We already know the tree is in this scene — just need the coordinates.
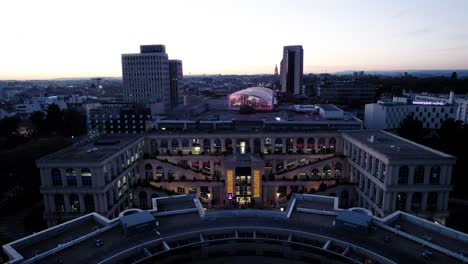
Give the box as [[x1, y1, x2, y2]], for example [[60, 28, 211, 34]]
[[62, 109, 86, 137], [438, 119, 465, 154], [0, 116, 20, 137], [397, 115, 424, 142], [450, 72, 457, 79], [45, 104, 63, 134], [29, 111, 46, 135]]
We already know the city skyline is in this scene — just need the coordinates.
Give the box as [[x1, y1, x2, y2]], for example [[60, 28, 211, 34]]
[[1, 0, 468, 80]]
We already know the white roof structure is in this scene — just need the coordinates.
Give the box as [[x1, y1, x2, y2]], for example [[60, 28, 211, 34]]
[[229, 87, 274, 102]]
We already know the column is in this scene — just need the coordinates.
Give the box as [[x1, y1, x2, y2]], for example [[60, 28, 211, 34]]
[[260, 138, 265, 154], [200, 139, 205, 154], [423, 166, 430, 184], [64, 194, 71, 212], [209, 160, 214, 176], [221, 138, 226, 152], [189, 139, 193, 153], [442, 192, 449, 211], [177, 139, 182, 152], [437, 192, 444, 211], [292, 138, 297, 153], [406, 192, 413, 211], [79, 194, 85, 213], [210, 139, 215, 154], [421, 192, 428, 210], [383, 192, 391, 211], [250, 138, 255, 154], [232, 138, 237, 154], [408, 166, 415, 184], [282, 138, 286, 154]]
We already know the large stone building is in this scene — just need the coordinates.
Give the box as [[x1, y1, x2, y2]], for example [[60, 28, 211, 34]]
[[121, 45, 183, 113], [37, 129, 454, 227]]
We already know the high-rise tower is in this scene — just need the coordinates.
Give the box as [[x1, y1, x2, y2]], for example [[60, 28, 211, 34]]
[[122, 45, 183, 113], [280, 45, 303, 95]]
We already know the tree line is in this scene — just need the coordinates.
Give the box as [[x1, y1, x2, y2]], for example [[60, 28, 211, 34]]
[[398, 116, 468, 199]]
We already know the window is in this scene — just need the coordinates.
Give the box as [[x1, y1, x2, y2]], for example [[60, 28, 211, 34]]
[[323, 165, 331, 178], [398, 166, 409, 184], [66, 168, 77, 186], [84, 194, 95, 212], [69, 194, 80, 212], [51, 168, 62, 186], [427, 192, 438, 211], [81, 168, 92, 186], [177, 187, 185, 194], [55, 194, 65, 212], [430, 166, 440, 184], [414, 166, 425, 184]]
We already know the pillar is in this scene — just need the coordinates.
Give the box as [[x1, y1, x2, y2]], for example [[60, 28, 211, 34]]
[[406, 192, 413, 211]]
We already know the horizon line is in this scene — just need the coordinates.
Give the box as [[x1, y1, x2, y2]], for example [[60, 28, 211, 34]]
[[1, 69, 468, 81]]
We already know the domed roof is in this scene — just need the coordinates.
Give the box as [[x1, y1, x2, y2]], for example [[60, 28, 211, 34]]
[[229, 87, 274, 102]]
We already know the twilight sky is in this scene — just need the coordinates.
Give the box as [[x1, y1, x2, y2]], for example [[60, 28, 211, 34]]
[[1, 0, 468, 80]]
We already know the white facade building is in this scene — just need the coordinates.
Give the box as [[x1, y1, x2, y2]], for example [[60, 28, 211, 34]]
[[408, 91, 468, 124], [365, 98, 456, 129]]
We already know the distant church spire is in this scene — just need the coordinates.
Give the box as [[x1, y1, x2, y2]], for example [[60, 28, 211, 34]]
[[274, 64, 278, 76]]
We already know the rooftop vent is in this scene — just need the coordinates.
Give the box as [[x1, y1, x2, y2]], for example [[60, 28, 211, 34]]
[[368, 135, 375, 143]]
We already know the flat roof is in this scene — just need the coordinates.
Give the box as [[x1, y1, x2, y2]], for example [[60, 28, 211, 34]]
[[160, 109, 359, 123], [38, 134, 142, 164], [4, 195, 466, 264], [120, 211, 155, 228], [342, 130, 454, 160], [317, 104, 343, 111]]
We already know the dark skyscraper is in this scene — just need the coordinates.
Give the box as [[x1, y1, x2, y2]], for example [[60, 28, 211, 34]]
[[280, 45, 304, 95], [169, 60, 183, 110]]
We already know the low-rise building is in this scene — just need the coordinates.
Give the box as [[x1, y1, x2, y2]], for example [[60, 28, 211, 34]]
[[364, 98, 456, 129]]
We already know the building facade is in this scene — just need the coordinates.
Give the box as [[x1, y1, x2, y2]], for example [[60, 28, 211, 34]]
[[37, 135, 144, 226], [408, 91, 468, 124], [342, 130, 454, 224], [280, 45, 304, 95], [169, 60, 183, 110], [315, 81, 376, 105], [37, 129, 454, 227], [87, 102, 152, 137], [122, 45, 183, 113], [365, 99, 456, 129]]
